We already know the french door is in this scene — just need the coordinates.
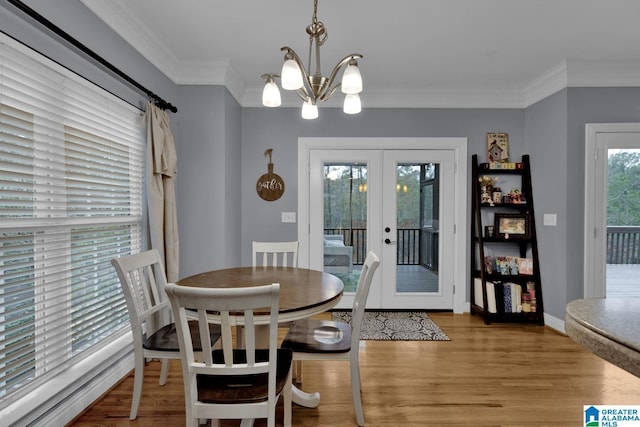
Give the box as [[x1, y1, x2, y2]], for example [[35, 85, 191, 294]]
[[381, 150, 455, 309], [298, 138, 467, 312], [585, 123, 640, 298]]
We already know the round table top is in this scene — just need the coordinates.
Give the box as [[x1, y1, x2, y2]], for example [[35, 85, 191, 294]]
[[177, 266, 344, 315]]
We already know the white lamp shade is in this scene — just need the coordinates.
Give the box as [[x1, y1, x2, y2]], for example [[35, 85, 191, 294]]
[[301, 100, 318, 119], [262, 81, 281, 107], [343, 93, 361, 114], [341, 63, 362, 94], [281, 59, 304, 90]]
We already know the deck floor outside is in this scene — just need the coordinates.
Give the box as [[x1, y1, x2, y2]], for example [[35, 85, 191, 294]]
[[336, 264, 640, 298]]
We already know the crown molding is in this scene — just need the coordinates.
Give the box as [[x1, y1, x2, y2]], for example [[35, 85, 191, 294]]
[[523, 61, 569, 107], [81, 1, 640, 110], [80, 0, 180, 81]]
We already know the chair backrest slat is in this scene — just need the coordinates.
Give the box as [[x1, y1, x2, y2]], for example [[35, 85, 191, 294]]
[[252, 241, 299, 268]]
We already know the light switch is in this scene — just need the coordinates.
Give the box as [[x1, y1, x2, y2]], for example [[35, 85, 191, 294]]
[[281, 212, 296, 223], [543, 214, 557, 226]]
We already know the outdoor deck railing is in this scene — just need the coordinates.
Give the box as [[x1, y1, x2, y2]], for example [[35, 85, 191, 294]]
[[607, 226, 640, 264], [324, 228, 427, 266], [326, 225, 640, 266]]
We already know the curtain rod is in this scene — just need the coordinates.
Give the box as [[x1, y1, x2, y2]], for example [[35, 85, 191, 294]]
[[7, 0, 178, 113]]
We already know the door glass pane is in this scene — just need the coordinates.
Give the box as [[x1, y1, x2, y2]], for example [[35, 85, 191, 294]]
[[323, 163, 367, 292], [396, 163, 439, 293], [606, 148, 640, 297]]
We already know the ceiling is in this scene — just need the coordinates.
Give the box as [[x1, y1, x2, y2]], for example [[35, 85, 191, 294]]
[[81, 0, 640, 109]]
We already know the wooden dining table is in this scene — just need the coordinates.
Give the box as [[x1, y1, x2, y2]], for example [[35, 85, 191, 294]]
[[176, 266, 344, 408]]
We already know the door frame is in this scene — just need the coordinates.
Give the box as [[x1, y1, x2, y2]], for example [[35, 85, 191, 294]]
[[297, 137, 468, 313], [584, 123, 640, 298]]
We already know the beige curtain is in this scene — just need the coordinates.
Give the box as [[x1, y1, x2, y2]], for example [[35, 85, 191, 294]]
[[145, 102, 179, 282]]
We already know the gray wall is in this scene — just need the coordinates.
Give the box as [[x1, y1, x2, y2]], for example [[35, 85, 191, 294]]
[[524, 90, 569, 321], [565, 87, 640, 303], [523, 87, 640, 319], [240, 107, 524, 265], [6, 0, 640, 322], [175, 86, 242, 278]]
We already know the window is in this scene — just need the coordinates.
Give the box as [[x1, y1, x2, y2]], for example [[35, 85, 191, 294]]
[[0, 35, 144, 406]]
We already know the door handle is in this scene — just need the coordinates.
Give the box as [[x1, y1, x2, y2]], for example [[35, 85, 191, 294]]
[[384, 238, 396, 245]]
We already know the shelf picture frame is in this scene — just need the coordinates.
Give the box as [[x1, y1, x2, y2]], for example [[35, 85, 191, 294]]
[[494, 213, 530, 239], [487, 132, 509, 163]]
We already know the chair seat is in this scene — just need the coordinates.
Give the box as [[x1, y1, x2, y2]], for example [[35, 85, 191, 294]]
[[143, 321, 221, 352], [282, 319, 352, 353], [197, 348, 293, 404]]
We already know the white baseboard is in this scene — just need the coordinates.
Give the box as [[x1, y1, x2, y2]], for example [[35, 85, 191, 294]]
[[544, 313, 565, 334]]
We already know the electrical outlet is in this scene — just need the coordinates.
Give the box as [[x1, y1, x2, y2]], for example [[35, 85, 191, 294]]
[[281, 212, 296, 223], [543, 214, 557, 226]]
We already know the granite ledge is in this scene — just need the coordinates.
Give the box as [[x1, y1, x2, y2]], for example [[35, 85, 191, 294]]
[[565, 298, 640, 378]]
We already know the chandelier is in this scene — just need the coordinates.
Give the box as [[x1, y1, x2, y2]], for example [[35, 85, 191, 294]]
[[261, 0, 363, 119]]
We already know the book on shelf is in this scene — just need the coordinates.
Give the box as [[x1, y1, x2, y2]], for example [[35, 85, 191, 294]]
[[475, 279, 525, 314], [505, 282, 522, 313], [474, 278, 497, 313]]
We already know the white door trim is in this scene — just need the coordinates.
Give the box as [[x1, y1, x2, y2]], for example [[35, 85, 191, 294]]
[[584, 123, 640, 298], [297, 137, 468, 313]]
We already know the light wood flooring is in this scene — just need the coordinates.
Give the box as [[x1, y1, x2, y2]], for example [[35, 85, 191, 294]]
[[68, 312, 640, 427]]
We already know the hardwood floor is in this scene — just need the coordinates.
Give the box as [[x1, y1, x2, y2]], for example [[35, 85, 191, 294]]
[[68, 312, 640, 426]]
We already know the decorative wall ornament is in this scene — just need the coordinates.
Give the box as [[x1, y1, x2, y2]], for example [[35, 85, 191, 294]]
[[487, 132, 509, 162], [256, 149, 285, 201]]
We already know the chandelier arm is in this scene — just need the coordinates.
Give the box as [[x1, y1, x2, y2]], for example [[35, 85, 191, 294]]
[[295, 88, 311, 102], [280, 46, 314, 99], [322, 53, 363, 96], [319, 85, 339, 102]]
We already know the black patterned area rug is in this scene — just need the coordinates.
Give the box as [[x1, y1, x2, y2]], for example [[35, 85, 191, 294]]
[[331, 311, 450, 341]]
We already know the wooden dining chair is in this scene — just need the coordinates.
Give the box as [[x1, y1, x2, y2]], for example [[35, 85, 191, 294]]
[[252, 241, 299, 267], [111, 250, 221, 420], [242, 241, 300, 347], [165, 282, 292, 427], [281, 251, 380, 427]]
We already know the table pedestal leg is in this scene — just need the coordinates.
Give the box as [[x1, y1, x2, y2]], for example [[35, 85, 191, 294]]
[[292, 386, 320, 408]]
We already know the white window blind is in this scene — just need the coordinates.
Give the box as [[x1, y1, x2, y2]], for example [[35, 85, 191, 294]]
[[0, 35, 144, 406]]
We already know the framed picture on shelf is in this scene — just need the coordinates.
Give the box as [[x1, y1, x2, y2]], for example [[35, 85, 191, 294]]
[[517, 257, 534, 275], [494, 213, 530, 239], [487, 132, 509, 162], [496, 256, 519, 275]]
